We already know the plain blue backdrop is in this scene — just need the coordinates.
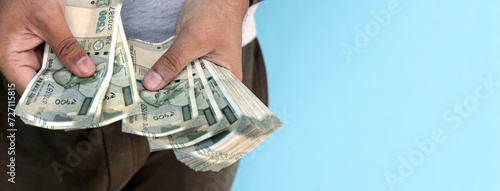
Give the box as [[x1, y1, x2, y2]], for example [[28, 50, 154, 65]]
[[232, 0, 500, 190]]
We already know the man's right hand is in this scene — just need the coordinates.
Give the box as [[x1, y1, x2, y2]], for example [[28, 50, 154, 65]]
[[0, 0, 95, 94]]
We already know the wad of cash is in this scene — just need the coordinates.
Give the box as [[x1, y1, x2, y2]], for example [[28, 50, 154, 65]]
[[15, 0, 282, 172]]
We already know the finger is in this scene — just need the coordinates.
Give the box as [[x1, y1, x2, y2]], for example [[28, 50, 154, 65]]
[[229, 61, 243, 81], [0, 51, 40, 94], [204, 48, 243, 81], [35, 10, 95, 77], [142, 31, 209, 90]]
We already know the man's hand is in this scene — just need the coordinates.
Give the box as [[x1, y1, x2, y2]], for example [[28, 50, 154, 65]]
[[142, 0, 249, 90], [0, 0, 96, 94]]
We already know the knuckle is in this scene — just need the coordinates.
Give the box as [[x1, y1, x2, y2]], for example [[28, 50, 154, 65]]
[[54, 36, 80, 60], [157, 50, 184, 76]]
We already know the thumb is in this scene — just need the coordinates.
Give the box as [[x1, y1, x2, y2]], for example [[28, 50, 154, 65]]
[[142, 32, 208, 90], [37, 12, 95, 77]]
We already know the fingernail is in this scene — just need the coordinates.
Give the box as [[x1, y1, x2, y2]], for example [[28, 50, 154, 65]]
[[143, 70, 163, 89], [76, 57, 93, 75]]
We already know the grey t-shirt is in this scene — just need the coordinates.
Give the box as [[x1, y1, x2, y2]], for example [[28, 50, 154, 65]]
[[121, 0, 185, 43], [121, 0, 258, 45]]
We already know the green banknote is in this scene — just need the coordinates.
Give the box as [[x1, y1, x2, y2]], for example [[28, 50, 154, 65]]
[[95, 20, 140, 127], [15, 0, 123, 128], [122, 37, 201, 137], [148, 61, 229, 150], [57, 20, 140, 130]]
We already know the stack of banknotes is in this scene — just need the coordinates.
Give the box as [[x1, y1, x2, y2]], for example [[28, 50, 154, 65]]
[[14, 0, 282, 171]]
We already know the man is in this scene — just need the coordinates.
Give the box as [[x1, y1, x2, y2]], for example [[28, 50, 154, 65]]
[[0, 0, 268, 190]]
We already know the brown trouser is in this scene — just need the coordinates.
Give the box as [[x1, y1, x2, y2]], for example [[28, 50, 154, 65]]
[[0, 39, 267, 191]]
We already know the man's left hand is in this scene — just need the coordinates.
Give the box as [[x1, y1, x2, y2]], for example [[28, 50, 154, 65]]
[[142, 0, 249, 90]]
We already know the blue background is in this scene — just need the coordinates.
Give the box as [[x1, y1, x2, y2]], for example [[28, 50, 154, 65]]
[[232, 0, 500, 190]]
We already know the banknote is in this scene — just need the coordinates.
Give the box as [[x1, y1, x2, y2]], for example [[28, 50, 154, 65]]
[[122, 37, 201, 137], [21, 20, 140, 131], [148, 61, 229, 150], [95, 20, 140, 127], [173, 59, 252, 170], [15, 0, 123, 128], [13, 0, 284, 173], [171, 59, 283, 171]]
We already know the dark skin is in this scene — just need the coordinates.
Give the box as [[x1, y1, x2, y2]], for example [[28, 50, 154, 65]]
[[0, 0, 255, 94]]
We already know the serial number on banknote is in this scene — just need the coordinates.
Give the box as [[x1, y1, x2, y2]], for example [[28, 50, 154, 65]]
[[95, 6, 116, 34]]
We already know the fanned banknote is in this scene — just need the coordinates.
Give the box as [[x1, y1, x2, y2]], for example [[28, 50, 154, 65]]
[[122, 37, 202, 137], [61, 20, 140, 130], [19, 19, 139, 130], [15, 1, 282, 172], [15, 0, 123, 128], [147, 62, 228, 150], [93, 19, 140, 127], [171, 59, 281, 171]]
